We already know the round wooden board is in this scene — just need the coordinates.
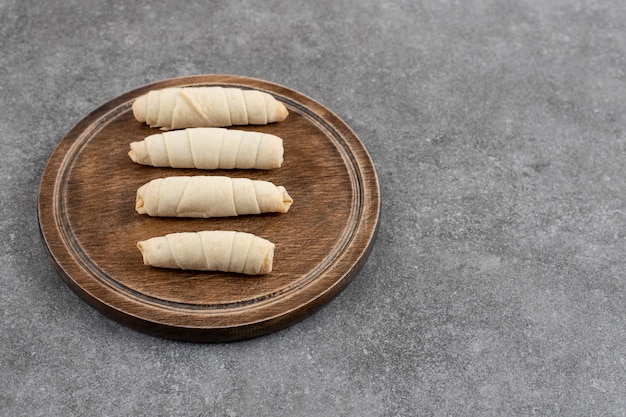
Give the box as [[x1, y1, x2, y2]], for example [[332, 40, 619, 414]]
[[38, 75, 380, 342]]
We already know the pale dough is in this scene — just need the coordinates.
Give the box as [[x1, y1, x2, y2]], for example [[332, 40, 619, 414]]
[[137, 230, 275, 274], [128, 127, 284, 170], [132, 87, 289, 129], [135, 175, 293, 218]]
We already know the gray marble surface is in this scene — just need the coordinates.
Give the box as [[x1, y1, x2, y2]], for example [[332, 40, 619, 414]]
[[2, 0, 626, 415]]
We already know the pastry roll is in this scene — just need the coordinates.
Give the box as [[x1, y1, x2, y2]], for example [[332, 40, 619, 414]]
[[137, 231, 275, 274], [135, 175, 293, 218], [132, 87, 289, 129], [128, 127, 284, 170]]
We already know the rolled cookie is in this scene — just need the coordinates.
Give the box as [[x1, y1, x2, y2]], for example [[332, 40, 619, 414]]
[[132, 87, 289, 129], [137, 231, 274, 274], [128, 127, 284, 170], [135, 175, 293, 218]]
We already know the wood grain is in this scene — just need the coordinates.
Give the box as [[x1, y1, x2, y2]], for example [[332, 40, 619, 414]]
[[38, 75, 380, 342]]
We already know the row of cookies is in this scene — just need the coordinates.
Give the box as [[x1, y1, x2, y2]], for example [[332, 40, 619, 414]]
[[129, 86, 293, 275]]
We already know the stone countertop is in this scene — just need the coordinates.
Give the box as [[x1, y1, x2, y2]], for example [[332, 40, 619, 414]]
[[2, 1, 625, 415]]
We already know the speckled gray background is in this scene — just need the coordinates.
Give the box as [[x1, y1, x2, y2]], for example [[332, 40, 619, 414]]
[[2, 0, 626, 416]]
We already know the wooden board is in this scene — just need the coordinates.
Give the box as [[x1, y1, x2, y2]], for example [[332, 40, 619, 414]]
[[38, 75, 380, 342]]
